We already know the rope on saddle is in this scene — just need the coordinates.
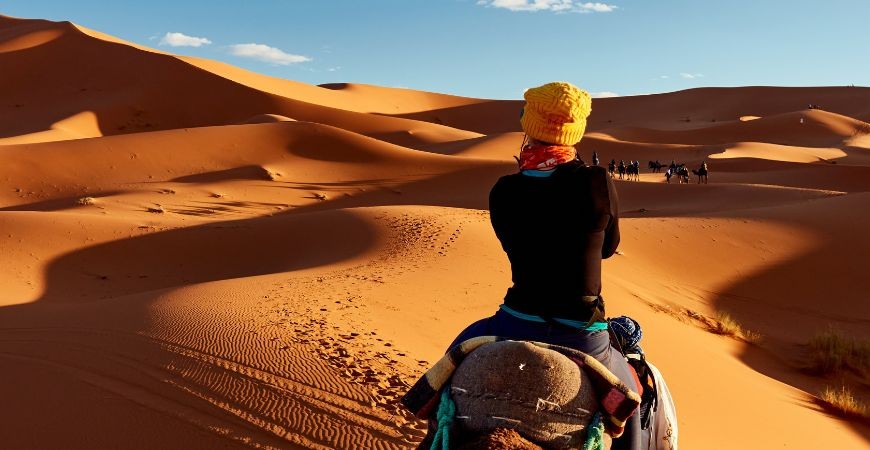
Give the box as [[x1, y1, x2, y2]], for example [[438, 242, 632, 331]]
[[582, 412, 606, 450], [430, 388, 456, 450]]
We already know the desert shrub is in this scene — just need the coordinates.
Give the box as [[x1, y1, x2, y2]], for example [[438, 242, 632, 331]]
[[821, 385, 868, 419], [808, 328, 869, 376], [712, 312, 762, 344]]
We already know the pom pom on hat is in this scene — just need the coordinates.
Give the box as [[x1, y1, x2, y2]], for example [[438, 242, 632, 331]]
[[521, 82, 592, 146]]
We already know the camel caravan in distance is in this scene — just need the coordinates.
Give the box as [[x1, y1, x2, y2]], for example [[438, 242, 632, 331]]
[[605, 158, 709, 184], [607, 159, 640, 181]]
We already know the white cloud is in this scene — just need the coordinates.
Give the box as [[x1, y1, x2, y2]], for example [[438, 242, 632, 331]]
[[159, 32, 211, 47], [680, 72, 704, 79], [479, 0, 616, 13], [591, 91, 619, 98], [228, 43, 311, 65], [326, 66, 342, 72], [577, 2, 617, 12], [660, 75, 669, 79]]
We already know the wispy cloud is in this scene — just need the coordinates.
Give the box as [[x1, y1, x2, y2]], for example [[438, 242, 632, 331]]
[[478, 1, 617, 13], [680, 72, 704, 79], [227, 43, 311, 65], [591, 91, 619, 98], [576, 2, 617, 12], [159, 32, 212, 47]]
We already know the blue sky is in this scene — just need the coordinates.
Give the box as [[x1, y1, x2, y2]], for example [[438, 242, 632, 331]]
[[3, 1, 869, 99]]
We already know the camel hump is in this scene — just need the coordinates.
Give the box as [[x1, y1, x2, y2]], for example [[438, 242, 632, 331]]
[[450, 341, 610, 449]]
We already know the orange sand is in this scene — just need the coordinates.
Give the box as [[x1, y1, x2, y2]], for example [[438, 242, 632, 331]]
[[0, 14, 868, 450]]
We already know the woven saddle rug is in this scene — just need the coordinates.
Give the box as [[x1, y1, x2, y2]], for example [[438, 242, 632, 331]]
[[402, 336, 641, 446]]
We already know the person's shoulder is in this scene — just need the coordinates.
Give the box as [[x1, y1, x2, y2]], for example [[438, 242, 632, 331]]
[[494, 172, 524, 186], [584, 165, 610, 187], [556, 161, 607, 178], [585, 164, 608, 177], [490, 172, 523, 195]]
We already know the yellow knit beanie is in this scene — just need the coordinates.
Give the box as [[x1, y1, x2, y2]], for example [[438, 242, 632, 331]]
[[520, 82, 591, 146]]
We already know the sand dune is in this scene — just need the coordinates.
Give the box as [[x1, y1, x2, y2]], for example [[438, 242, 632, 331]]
[[596, 109, 870, 148], [0, 16, 64, 52], [0, 111, 101, 145], [240, 114, 297, 124], [0, 16, 480, 149], [0, 15, 868, 450], [586, 86, 870, 130], [708, 142, 847, 163], [0, 121, 503, 210]]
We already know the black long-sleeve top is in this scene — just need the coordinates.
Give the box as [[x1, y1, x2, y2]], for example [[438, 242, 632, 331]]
[[489, 161, 620, 321]]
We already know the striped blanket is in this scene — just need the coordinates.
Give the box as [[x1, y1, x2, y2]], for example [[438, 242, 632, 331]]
[[401, 336, 641, 437]]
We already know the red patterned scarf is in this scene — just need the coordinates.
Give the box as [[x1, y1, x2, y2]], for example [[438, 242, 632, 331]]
[[518, 143, 577, 171]]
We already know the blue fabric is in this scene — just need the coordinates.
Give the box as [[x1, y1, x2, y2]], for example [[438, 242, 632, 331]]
[[608, 316, 644, 356], [521, 169, 555, 177], [499, 304, 608, 331], [449, 309, 611, 359]]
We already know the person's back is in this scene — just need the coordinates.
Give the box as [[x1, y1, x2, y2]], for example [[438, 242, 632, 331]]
[[490, 162, 619, 319]]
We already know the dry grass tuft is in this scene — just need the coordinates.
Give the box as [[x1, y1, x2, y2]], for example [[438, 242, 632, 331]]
[[820, 385, 868, 419], [741, 328, 764, 345], [147, 205, 165, 214], [77, 197, 96, 206], [808, 328, 869, 376], [711, 312, 741, 336], [712, 312, 762, 344], [647, 303, 763, 343]]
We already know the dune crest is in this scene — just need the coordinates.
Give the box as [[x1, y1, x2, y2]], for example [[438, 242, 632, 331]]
[[240, 114, 297, 124]]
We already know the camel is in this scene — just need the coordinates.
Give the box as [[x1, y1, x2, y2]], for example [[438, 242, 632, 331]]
[[626, 163, 640, 181], [665, 165, 690, 184], [692, 163, 709, 184], [648, 160, 665, 173]]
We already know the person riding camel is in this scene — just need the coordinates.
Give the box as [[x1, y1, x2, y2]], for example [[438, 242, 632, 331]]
[[404, 82, 642, 450]]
